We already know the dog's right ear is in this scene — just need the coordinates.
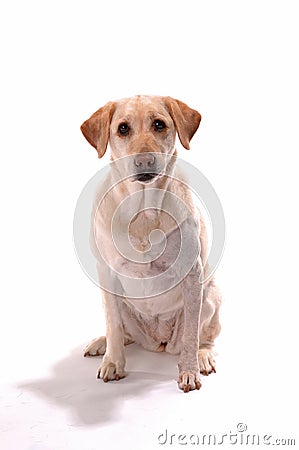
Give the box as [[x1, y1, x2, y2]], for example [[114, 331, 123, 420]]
[[80, 102, 116, 158]]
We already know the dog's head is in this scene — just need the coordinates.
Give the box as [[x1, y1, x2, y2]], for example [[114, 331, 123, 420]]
[[81, 95, 201, 184]]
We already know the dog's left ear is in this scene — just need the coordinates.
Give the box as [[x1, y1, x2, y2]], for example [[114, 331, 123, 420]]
[[163, 97, 201, 150], [80, 101, 116, 158]]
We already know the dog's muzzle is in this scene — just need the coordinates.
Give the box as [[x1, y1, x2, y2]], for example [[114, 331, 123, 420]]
[[132, 153, 161, 183]]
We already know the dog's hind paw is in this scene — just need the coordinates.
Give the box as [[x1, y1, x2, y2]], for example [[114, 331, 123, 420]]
[[84, 336, 106, 357], [198, 348, 216, 375]]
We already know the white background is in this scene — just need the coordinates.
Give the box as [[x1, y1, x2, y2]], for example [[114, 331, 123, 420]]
[[1, 1, 298, 449]]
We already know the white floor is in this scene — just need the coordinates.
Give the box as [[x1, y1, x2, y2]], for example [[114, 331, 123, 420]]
[[1, 287, 298, 450]]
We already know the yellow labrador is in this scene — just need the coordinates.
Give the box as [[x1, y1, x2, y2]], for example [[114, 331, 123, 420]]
[[81, 95, 221, 392]]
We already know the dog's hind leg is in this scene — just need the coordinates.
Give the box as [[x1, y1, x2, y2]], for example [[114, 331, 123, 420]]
[[84, 335, 134, 357], [84, 336, 106, 357], [198, 278, 221, 375]]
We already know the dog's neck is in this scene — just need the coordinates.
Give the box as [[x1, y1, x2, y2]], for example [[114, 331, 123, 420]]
[[93, 149, 197, 258]]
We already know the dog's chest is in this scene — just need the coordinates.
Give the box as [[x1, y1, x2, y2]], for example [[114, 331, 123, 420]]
[[117, 217, 185, 311], [128, 209, 177, 252]]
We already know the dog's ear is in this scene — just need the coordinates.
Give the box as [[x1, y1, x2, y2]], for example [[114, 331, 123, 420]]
[[80, 101, 116, 158], [163, 97, 201, 150]]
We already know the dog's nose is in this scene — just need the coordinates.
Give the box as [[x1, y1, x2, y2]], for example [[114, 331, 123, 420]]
[[134, 153, 156, 170]]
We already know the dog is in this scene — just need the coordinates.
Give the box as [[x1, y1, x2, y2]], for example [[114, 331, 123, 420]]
[[80, 95, 221, 392]]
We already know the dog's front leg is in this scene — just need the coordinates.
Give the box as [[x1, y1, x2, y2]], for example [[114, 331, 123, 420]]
[[97, 290, 127, 382], [178, 262, 203, 393]]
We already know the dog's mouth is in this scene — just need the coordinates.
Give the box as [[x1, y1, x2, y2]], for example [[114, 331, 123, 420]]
[[132, 173, 159, 183]]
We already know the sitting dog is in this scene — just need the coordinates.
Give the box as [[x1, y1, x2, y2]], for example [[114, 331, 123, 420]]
[[81, 95, 221, 392]]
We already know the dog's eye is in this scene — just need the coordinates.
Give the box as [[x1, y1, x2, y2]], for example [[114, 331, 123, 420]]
[[153, 120, 166, 132], [118, 123, 130, 136]]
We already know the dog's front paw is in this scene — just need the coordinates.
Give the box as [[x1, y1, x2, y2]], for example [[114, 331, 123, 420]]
[[198, 348, 216, 375], [97, 354, 127, 382], [178, 371, 201, 393]]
